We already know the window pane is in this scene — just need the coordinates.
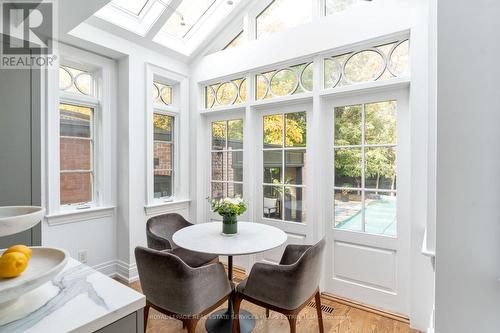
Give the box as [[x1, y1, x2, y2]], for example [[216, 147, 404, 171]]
[[153, 82, 172, 106], [256, 73, 272, 100], [364, 192, 397, 236], [300, 63, 313, 91], [325, 0, 360, 15], [270, 69, 297, 96], [216, 81, 238, 105], [263, 114, 283, 148], [154, 142, 173, 171], [212, 121, 226, 150], [59, 66, 94, 96], [365, 147, 397, 190], [60, 104, 92, 138], [227, 183, 243, 198], [285, 150, 306, 185], [389, 40, 410, 77], [334, 105, 362, 146], [60, 172, 92, 205], [365, 101, 397, 145], [211, 152, 225, 181], [154, 170, 173, 198], [153, 114, 174, 142], [228, 151, 243, 182], [334, 189, 362, 231], [284, 186, 305, 223], [263, 186, 282, 220], [256, 0, 312, 39], [111, 0, 148, 15], [334, 148, 362, 188], [60, 137, 91, 171], [264, 150, 282, 184], [324, 54, 349, 89], [160, 0, 217, 38], [211, 182, 225, 200], [285, 112, 307, 147], [224, 31, 244, 50], [344, 50, 385, 84], [228, 119, 243, 149]]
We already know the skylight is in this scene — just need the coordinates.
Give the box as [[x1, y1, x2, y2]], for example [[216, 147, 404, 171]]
[[160, 0, 217, 39], [111, 0, 150, 16]]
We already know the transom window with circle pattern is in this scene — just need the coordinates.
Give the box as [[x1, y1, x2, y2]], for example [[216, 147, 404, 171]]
[[59, 65, 95, 96], [153, 81, 173, 106], [324, 39, 410, 89], [256, 62, 313, 100], [205, 78, 247, 109]]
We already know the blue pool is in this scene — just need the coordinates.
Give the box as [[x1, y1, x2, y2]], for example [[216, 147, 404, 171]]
[[335, 196, 397, 236]]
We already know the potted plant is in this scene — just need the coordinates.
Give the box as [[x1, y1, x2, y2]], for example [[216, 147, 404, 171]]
[[208, 197, 247, 235]]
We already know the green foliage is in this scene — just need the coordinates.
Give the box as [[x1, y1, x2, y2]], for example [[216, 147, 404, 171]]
[[209, 197, 247, 217]]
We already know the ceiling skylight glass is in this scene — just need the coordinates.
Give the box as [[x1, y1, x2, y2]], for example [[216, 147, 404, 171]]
[[111, 0, 150, 15], [160, 0, 217, 39]]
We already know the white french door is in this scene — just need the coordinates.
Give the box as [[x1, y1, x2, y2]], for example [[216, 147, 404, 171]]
[[323, 89, 410, 315], [254, 103, 314, 264]]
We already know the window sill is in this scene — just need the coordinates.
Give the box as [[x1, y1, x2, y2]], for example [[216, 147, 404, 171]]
[[144, 199, 191, 217], [46, 206, 115, 226]]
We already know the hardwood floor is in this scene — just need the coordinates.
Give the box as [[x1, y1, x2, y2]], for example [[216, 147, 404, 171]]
[[122, 269, 420, 333]]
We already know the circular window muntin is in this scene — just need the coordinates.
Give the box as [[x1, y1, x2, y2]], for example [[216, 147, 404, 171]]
[[342, 48, 387, 85], [215, 80, 239, 106], [269, 68, 299, 97], [387, 39, 410, 77]]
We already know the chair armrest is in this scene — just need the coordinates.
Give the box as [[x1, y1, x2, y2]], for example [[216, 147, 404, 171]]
[[280, 244, 312, 265], [146, 229, 171, 250], [243, 262, 302, 310]]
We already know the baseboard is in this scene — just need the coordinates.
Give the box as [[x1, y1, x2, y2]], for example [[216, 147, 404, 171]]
[[92, 260, 138, 283], [321, 292, 410, 324]]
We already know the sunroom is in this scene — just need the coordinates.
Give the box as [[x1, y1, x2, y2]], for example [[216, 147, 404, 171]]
[[0, 0, 497, 332]]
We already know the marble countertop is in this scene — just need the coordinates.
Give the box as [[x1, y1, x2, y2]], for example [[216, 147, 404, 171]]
[[0, 258, 145, 333]]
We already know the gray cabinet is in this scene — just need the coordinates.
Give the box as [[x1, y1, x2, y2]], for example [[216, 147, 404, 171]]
[[95, 309, 144, 333], [0, 60, 42, 247]]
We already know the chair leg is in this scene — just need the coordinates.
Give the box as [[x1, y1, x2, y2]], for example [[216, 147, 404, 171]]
[[315, 291, 325, 333], [185, 318, 198, 333], [143, 304, 150, 333], [265, 308, 270, 318], [287, 315, 297, 333], [232, 294, 243, 333]]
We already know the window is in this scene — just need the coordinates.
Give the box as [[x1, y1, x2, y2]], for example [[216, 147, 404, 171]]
[[256, 62, 313, 100], [152, 80, 175, 199], [325, 0, 361, 16], [256, 0, 312, 39], [324, 39, 410, 89], [223, 31, 244, 50], [111, 0, 149, 15], [160, 0, 217, 39], [153, 114, 175, 199], [211, 119, 244, 199], [59, 65, 97, 207], [59, 104, 95, 206], [263, 112, 306, 223], [334, 101, 397, 236], [205, 78, 246, 109]]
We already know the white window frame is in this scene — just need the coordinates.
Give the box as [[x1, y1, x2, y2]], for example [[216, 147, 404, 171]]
[[145, 64, 189, 212], [46, 44, 116, 221]]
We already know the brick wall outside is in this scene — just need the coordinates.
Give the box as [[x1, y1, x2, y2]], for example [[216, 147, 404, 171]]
[[60, 137, 92, 205]]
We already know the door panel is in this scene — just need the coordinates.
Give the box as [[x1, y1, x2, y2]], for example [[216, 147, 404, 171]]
[[324, 90, 410, 315]]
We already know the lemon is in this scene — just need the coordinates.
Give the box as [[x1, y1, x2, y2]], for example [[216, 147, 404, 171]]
[[0, 252, 28, 278], [4, 245, 32, 260]]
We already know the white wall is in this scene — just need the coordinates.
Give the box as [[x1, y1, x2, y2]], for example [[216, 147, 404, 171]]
[[42, 23, 191, 282], [190, 0, 434, 330], [435, 1, 500, 332]]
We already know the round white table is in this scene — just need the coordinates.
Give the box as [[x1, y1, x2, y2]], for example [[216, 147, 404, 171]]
[[173, 222, 287, 333]]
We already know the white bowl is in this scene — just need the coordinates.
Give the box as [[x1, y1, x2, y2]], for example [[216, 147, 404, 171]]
[[0, 247, 68, 304], [0, 206, 44, 237]]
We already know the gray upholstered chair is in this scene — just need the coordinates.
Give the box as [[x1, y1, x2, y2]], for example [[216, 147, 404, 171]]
[[146, 213, 218, 267], [135, 246, 232, 333], [232, 238, 326, 333]]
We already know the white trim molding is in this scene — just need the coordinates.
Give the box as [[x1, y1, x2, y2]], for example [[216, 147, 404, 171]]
[[46, 206, 115, 226], [115, 260, 139, 283], [144, 199, 191, 217]]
